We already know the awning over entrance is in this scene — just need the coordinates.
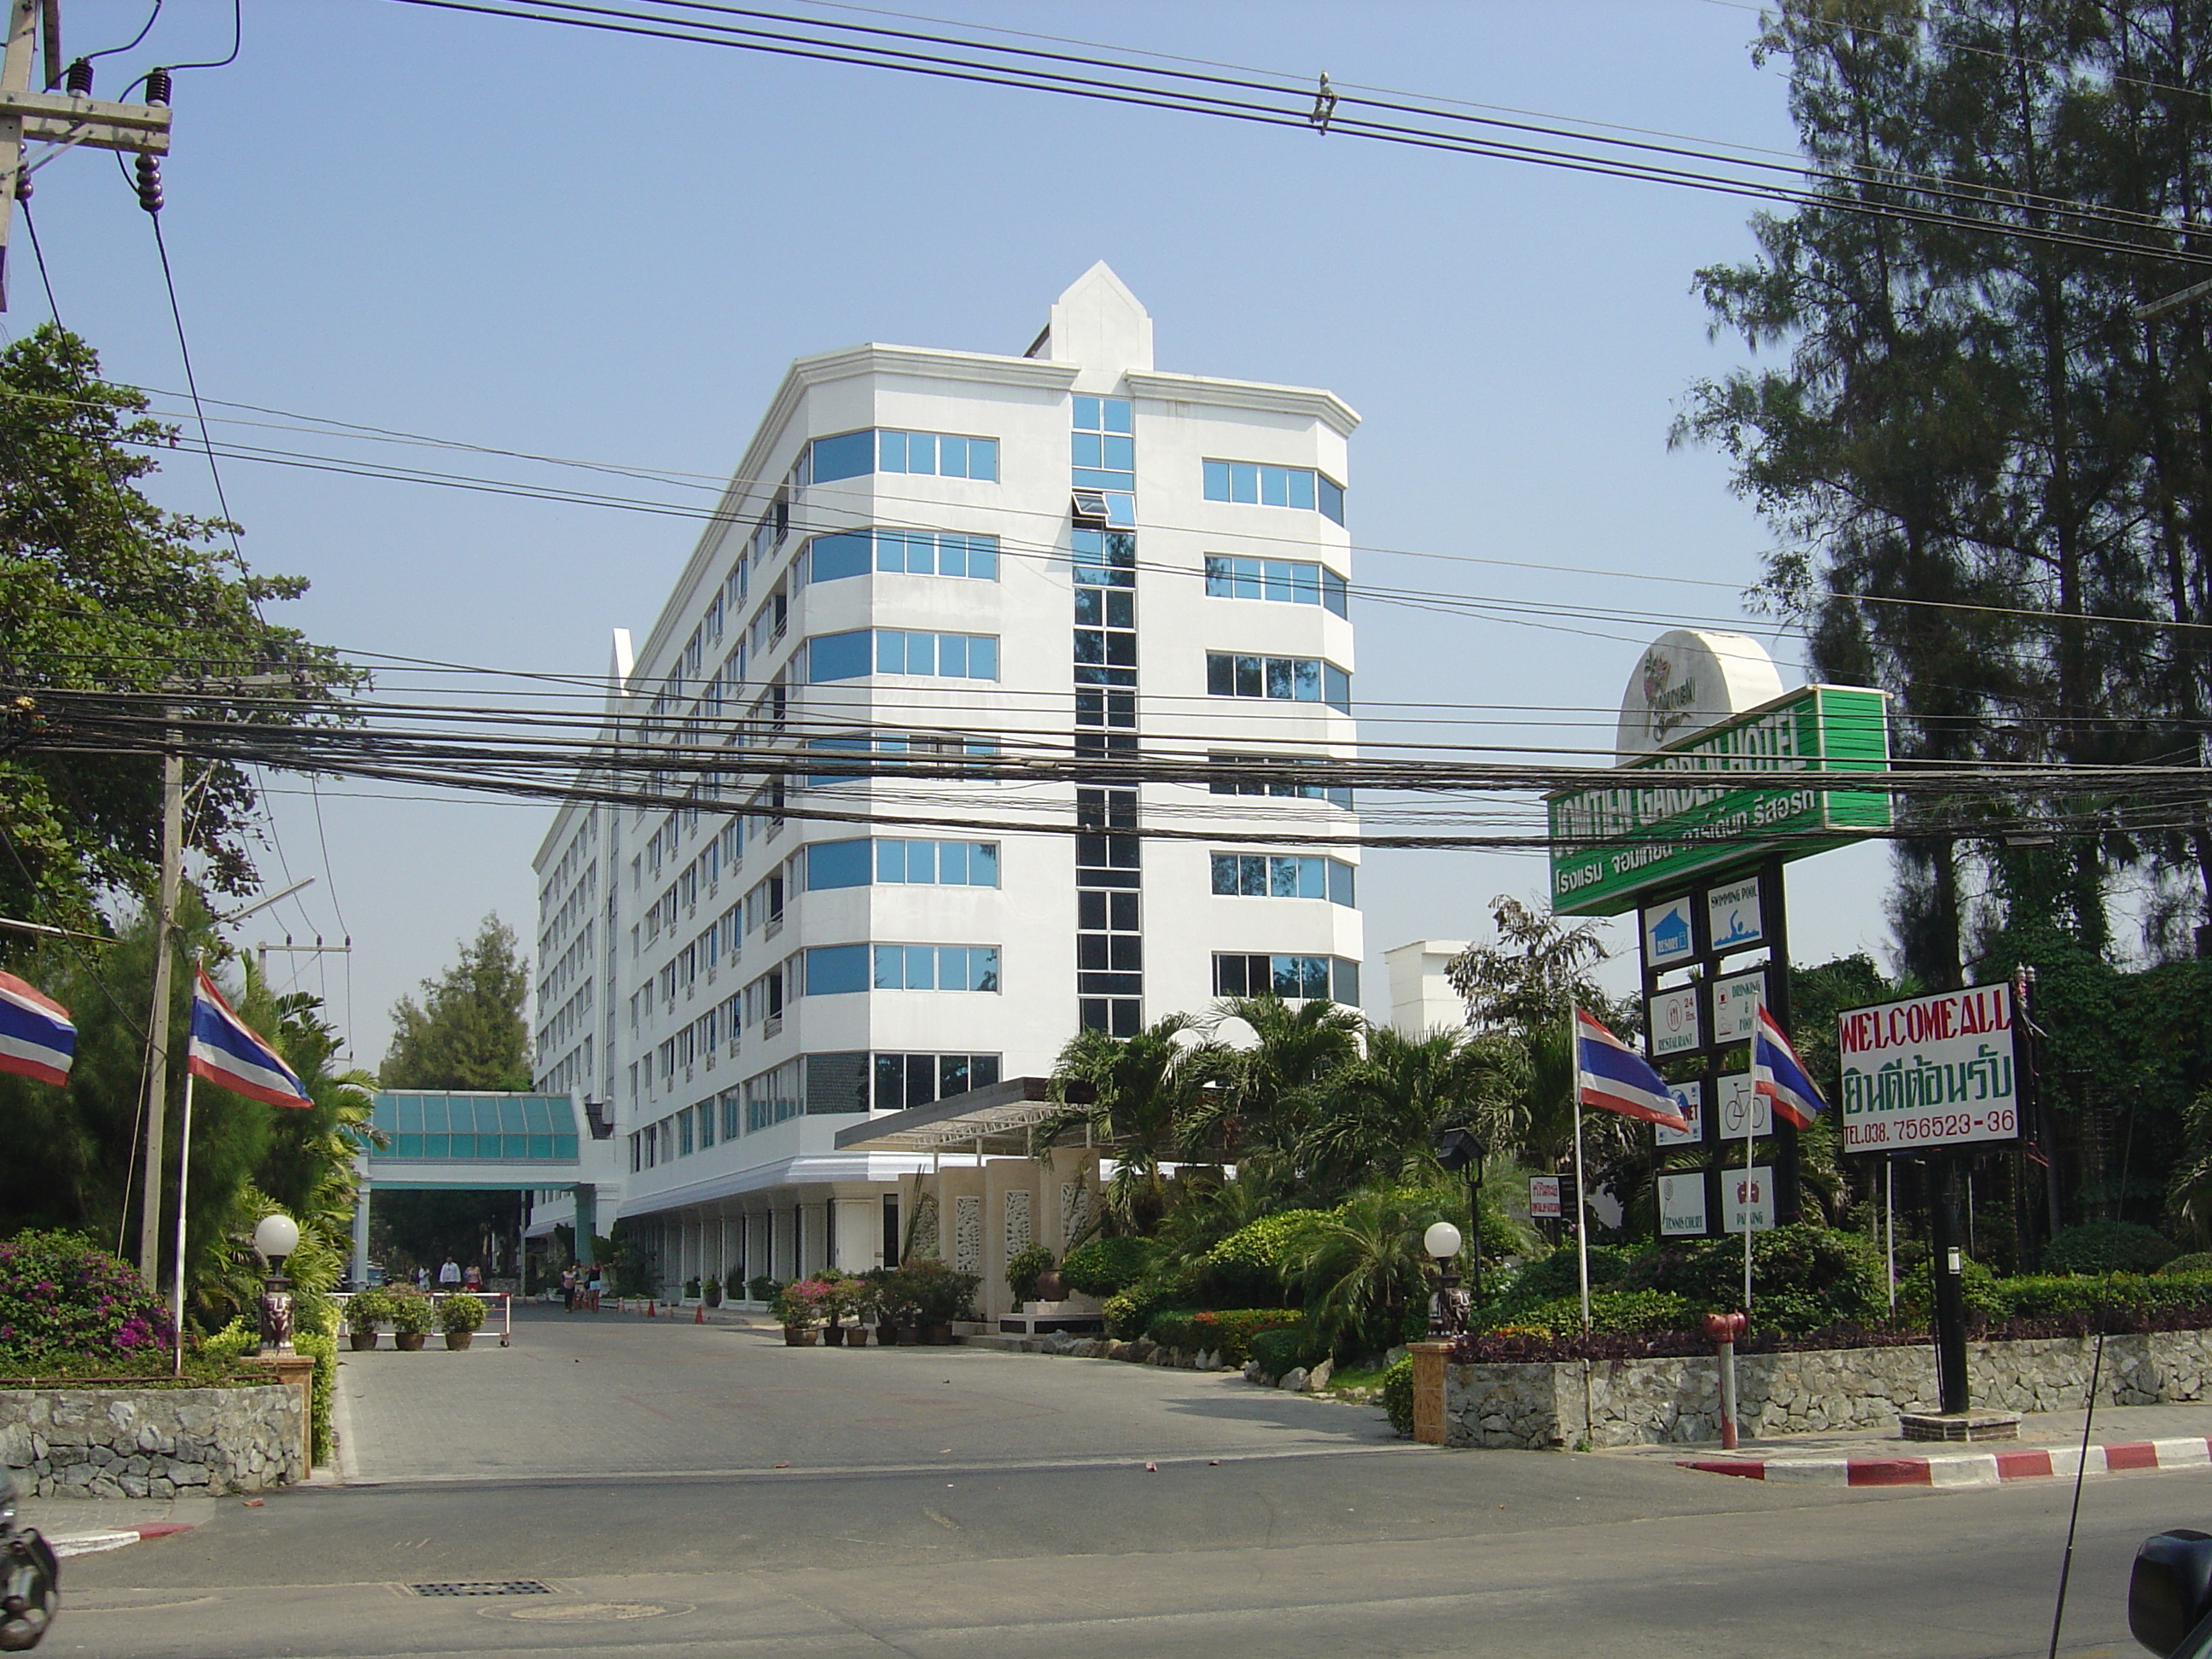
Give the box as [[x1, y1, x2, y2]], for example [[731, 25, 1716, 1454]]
[[364, 1091, 586, 1190], [832, 1075, 1064, 1157]]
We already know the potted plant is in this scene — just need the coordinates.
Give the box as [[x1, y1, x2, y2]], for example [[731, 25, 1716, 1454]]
[[769, 1279, 823, 1345], [345, 1287, 389, 1350], [748, 1274, 778, 1306], [893, 1259, 980, 1344], [704, 1276, 723, 1309], [684, 1275, 701, 1301], [439, 1292, 486, 1350], [817, 1271, 861, 1346], [1005, 1244, 1057, 1309], [387, 1285, 434, 1351]]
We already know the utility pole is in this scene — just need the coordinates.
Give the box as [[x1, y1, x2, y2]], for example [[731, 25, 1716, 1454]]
[[0, 0, 173, 310]]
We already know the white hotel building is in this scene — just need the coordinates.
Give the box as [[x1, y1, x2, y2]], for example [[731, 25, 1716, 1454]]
[[527, 265, 1363, 1294]]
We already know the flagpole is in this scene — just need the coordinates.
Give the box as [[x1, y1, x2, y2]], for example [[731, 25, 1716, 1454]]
[[171, 952, 201, 1376], [1572, 1090, 1592, 1335]]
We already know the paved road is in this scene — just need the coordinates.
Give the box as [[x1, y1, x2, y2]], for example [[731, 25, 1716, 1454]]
[[44, 1307, 2212, 1658]]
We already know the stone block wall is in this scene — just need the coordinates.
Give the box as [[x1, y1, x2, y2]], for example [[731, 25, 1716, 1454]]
[[0, 1383, 305, 1497], [1438, 1328, 2212, 1450]]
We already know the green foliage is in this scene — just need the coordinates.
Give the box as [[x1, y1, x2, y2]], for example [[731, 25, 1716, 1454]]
[[886, 1258, 979, 1324], [2042, 1222, 2178, 1277], [1299, 1187, 1453, 1358], [1144, 1307, 1307, 1365], [1195, 1210, 1330, 1307], [384, 1285, 434, 1336], [769, 1280, 824, 1329], [1381, 1355, 1415, 1436], [1103, 1278, 1185, 1341], [1899, 1254, 2002, 1319], [1248, 1320, 1328, 1377], [1486, 1246, 1634, 1321], [1004, 1243, 1056, 1304], [0, 1229, 173, 1366], [295, 1328, 335, 1463], [378, 915, 533, 1091], [1060, 1236, 1158, 1297], [1632, 1224, 1887, 1335], [1048, 1014, 1229, 1233], [345, 1288, 392, 1330], [2161, 1254, 2212, 1276], [437, 1293, 486, 1335], [1476, 1290, 1695, 1339], [747, 1275, 778, 1304], [1989, 1271, 2212, 1321]]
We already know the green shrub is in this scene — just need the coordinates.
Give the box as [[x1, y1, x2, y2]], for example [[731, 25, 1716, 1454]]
[[0, 1228, 176, 1367], [1194, 1210, 1330, 1307], [1145, 1307, 1307, 1365], [438, 1293, 486, 1335], [385, 1285, 434, 1336], [1249, 1320, 1329, 1377], [748, 1275, 779, 1304], [197, 1316, 259, 1365], [2161, 1254, 2212, 1276], [1103, 1278, 1182, 1340], [1499, 1245, 1633, 1307], [1991, 1269, 2212, 1320], [1898, 1254, 2001, 1319], [2042, 1221, 2178, 1277], [1632, 1225, 1886, 1335], [295, 1329, 335, 1464], [890, 1258, 981, 1324], [1480, 1289, 1695, 1339], [344, 1288, 392, 1330], [1005, 1243, 1056, 1304], [1061, 1237, 1158, 1297], [1381, 1355, 1415, 1436]]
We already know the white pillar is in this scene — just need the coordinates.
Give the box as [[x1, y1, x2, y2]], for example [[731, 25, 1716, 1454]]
[[350, 1177, 371, 1285]]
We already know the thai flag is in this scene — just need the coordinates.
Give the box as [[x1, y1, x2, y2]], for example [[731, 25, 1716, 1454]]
[[1754, 1005, 1826, 1129], [1575, 1008, 1691, 1132], [0, 971, 75, 1086], [189, 966, 311, 1109]]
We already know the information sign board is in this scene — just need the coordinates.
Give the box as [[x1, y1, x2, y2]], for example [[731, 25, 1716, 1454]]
[[1643, 896, 1695, 968], [1713, 970, 1764, 1043], [1528, 1175, 1562, 1219], [1649, 987, 1702, 1057], [1707, 875, 1765, 952], [1656, 1081, 1702, 1148], [1836, 983, 2018, 1152], [1715, 1072, 1771, 1139], [1548, 684, 1892, 917], [1658, 1173, 1708, 1237], [1721, 1165, 1776, 1233]]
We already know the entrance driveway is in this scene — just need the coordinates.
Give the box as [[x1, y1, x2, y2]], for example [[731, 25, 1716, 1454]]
[[335, 1307, 1392, 1482]]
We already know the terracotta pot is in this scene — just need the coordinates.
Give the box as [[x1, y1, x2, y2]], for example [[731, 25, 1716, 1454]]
[[349, 1330, 378, 1351], [847, 1326, 870, 1348], [923, 1323, 956, 1346], [783, 1326, 818, 1347], [876, 1323, 899, 1346], [705, 1288, 723, 1308], [394, 1331, 426, 1352], [445, 1330, 474, 1350], [823, 1324, 847, 1347], [1033, 1270, 1065, 1302]]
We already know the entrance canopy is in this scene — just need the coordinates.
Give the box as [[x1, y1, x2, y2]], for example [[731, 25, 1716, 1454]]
[[833, 1075, 1064, 1158]]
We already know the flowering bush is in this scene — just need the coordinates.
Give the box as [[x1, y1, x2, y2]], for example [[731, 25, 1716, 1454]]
[[0, 1229, 175, 1368], [770, 1278, 827, 1329]]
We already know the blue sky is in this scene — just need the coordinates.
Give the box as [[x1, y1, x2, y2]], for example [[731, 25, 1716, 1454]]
[[19, 0, 1895, 1065]]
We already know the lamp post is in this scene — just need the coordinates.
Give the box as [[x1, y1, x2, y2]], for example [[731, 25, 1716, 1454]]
[[253, 1212, 300, 1356], [1423, 1220, 1465, 1337], [1433, 1126, 1488, 1307]]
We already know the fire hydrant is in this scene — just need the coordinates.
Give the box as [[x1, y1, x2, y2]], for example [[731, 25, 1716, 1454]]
[[1703, 1311, 1748, 1450]]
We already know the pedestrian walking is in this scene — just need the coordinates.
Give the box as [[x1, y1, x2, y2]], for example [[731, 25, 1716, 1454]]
[[560, 1263, 576, 1313], [439, 1255, 462, 1288], [463, 1261, 483, 1291]]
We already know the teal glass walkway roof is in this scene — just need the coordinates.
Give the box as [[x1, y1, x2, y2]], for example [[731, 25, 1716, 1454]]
[[370, 1092, 579, 1162]]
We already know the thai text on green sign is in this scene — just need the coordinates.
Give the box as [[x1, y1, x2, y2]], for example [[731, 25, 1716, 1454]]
[[1546, 684, 1891, 916]]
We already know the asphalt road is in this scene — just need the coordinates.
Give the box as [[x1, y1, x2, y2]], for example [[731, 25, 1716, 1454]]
[[42, 1308, 2212, 1658]]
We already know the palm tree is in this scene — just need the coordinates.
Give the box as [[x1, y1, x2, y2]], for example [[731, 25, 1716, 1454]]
[[1047, 1015, 1227, 1236], [1186, 994, 1364, 1179], [1299, 1185, 1450, 1357], [1296, 1026, 1522, 1204]]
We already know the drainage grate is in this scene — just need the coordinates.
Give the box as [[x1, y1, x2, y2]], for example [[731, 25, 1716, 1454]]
[[409, 1581, 554, 1598]]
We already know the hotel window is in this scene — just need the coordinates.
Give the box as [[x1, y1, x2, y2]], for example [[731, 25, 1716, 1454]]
[[1211, 952, 1361, 1004], [872, 945, 1001, 992], [873, 1052, 1003, 1113], [1204, 556, 1349, 618], [807, 529, 999, 583], [1205, 652, 1352, 713], [1202, 459, 1346, 525], [1210, 853, 1356, 905], [806, 428, 999, 484]]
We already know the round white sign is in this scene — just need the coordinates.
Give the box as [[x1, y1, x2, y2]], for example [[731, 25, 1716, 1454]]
[[1615, 628, 1786, 761]]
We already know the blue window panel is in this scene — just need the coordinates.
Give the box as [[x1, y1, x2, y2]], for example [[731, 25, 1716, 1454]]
[[875, 840, 905, 882], [1240, 854, 1266, 896], [806, 945, 869, 995], [1210, 853, 1237, 895], [1102, 399, 1132, 434], [1324, 663, 1353, 712], [499, 1099, 526, 1133], [807, 839, 870, 890], [1332, 957, 1360, 1004], [969, 439, 998, 480], [936, 841, 967, 885], [968, 636, 998, 679], [972, 843, 999, 886], [906, 945, 936, 987], [812, 532, 870, 582], [811, 431, 873, 482], [394, 1132, 422, 1157], [809, 629, 871, 683], [1328, 859, 1355, 906], [1260, 465, 1289, 508], [1102, 434, 1134, 472], [1324, 569, 1349, 618], [876, 632, 905, 673], [1292, 659, 1321, 701], [1072, 431, 1103, 469], [1272, 859, 1301, 899], [1229, 463, 1260, 504], [1319, 475, 1346, 525], [805, 736, 870, 787], [938, 634, 969, 678], [910, 841, 940, 882], [426, 1134, 450, 1160], [871, 946, 902, 989], [1074, 395, 1102, 432], [878, 430, 909, 473], [528, 1134, 552, 1158], [1264, 561, 1294, 602], [1285, 468, 1316, 510], [1203, 459, 1230, 502], [941, 434, 971, 477]]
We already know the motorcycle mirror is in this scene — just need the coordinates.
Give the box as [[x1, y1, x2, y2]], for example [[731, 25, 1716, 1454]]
[[2133, 1531, 2212, 1656]]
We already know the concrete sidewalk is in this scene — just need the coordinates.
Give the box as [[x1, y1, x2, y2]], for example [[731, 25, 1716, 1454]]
[[1605, 1400, 2212, 1489], [15, 1492, 217, 1556]]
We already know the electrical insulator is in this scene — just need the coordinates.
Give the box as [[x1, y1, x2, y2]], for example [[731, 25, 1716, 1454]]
[[13, 170, 28, 203], [63, 58, 90, 97], [143, 66, 171, 106], [134, 152, 161, 216]]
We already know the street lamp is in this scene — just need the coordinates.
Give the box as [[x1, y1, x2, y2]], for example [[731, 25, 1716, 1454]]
[[1423, 1220, 1464, 1337], [1433, 1126, 1489, 1305], [253, 1212, 300, 1356]]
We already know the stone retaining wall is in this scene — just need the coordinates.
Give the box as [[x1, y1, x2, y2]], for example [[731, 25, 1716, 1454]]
[[0, 1384, 305, 1497], [1440, 1328, 2212, 1449]]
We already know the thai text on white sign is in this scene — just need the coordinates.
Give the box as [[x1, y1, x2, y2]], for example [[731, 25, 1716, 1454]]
[[1836, 983, 2018, 1152], [1529, 1176, 1562, 1219]]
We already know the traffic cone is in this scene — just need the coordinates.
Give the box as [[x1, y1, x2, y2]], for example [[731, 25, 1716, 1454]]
[[648, 1300, 656, 1318], [694, 1303, 704, 1324]]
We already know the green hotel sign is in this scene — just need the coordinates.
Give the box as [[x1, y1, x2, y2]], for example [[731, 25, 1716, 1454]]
[[1547, 684, 1892, 917]]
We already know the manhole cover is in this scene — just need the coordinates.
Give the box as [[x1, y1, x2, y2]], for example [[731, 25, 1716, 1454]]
[[409, 1581, 553, 1598], [495, 1602, 682, 1624]]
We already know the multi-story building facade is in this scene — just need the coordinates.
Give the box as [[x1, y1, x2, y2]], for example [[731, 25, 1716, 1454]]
[[527, 265, 1363, 1295]]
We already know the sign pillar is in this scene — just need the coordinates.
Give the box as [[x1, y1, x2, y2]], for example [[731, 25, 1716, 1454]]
[[1930, 1156, 1970, 1412]]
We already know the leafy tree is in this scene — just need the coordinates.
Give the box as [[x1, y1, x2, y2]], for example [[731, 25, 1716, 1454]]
[[0, 324, 353, 937], [1295, 1025, 1522, 1205], [1446, 895, 1612, 1033], [1185, 993, 1365, 1184], [380, 914, 533, 1090], [1046, 1014, 1227, 1235]]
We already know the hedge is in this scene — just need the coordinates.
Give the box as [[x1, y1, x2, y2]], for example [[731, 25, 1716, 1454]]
[[1195, 1211, 1330, 1307], [1477, 1289, 1694, 1340], [1381, 1356, 1415, 1436], [1249, 1320, 1329, 1377], [1061, 1237, 1157, 1298], [1145, 1307, 1307, 1365], [2041, 1222, 2178, 1277]]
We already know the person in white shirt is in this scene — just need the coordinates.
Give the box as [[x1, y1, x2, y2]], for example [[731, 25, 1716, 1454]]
[[439, 1256, 462, 1286]]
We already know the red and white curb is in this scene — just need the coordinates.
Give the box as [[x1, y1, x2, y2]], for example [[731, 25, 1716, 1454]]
[[46, 1522, 194, 1558], [1681, 1435, 2212, 1489]]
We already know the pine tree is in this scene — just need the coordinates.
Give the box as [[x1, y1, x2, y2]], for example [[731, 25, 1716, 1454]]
[[379, 915, 533, 1091]]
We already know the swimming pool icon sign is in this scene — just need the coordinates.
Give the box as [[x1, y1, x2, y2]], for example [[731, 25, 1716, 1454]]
[[1704, 877, 1764, 951]]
